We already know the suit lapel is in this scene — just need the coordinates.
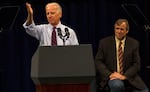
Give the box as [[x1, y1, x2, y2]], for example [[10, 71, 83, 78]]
[[111, 37, 117, 71], [123, 37, 130, 69]]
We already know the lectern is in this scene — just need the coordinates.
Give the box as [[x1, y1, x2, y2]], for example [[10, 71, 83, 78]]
[[31, 44, 96, 92]]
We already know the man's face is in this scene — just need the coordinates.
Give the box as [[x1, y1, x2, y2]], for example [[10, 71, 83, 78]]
[[45, 4, 62, 26], [115, 22, 128, 40]]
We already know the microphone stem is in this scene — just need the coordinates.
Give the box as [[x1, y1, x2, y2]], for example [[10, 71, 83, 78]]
[[63, 37, 65, 46]]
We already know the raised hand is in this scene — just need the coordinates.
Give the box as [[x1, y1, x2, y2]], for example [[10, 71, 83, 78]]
[[25, 2, 33, 25], [26, 3, 33, 16]]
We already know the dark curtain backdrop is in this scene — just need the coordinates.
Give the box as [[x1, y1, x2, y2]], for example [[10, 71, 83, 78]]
[[1, 0, 150, 92]]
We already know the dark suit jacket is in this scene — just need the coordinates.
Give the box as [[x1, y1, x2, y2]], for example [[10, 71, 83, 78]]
[[95, 36, 147, 90]]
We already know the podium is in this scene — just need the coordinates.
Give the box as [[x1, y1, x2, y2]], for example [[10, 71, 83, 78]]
[[31, 44, 96, 92]]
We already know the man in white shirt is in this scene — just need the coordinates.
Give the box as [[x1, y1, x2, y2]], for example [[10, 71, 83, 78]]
[[23, 2, 79, 46]]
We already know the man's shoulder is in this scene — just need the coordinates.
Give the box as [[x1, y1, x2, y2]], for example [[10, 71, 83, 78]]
[[126, 36, 139, 43], [98, 36, 114, 46], [38, 23, 51, 27], [58, 23, 74, 31], [100, 36, 114, 42]]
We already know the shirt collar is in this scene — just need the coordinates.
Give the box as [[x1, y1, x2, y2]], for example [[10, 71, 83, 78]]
[[48, 21, 62, 29], [115, 36, 126, 44]]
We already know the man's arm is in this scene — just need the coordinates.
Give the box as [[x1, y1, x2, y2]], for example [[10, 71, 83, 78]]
[[95, 41, 112, 79], [25, 3, 34, 26]]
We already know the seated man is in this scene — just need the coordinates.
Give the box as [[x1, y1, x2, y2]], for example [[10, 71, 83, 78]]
[[95, 18, 149, 92]]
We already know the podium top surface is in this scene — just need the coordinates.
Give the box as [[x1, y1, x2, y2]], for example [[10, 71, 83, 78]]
[[31, 44, 96, 84], [31, 44, 95, 78]]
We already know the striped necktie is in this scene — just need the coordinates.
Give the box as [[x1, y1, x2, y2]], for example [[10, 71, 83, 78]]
[[51, 27, 57, 46], [118, 41, 123, 74]]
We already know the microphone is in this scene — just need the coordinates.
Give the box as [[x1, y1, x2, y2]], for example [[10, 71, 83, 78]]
[[57, 28, 63, 39], [65, 28, 70, 40], [57, 28, 65, 45]]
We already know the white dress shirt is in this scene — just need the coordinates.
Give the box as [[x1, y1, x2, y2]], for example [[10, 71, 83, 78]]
[[23, 21, 79, 46]]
